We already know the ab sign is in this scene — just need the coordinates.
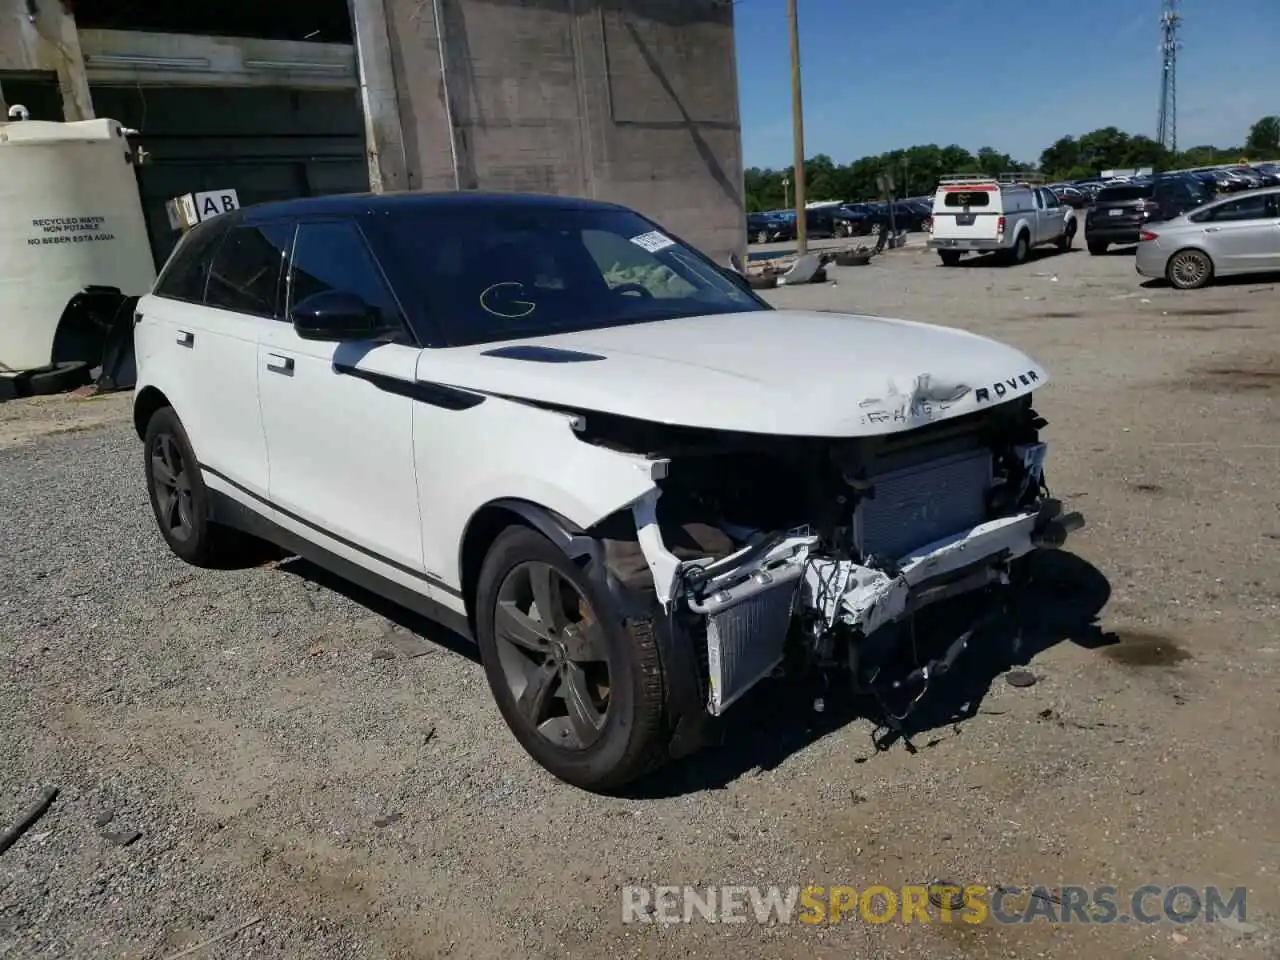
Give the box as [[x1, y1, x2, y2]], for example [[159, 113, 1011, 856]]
[[166, 189, 241, 233]]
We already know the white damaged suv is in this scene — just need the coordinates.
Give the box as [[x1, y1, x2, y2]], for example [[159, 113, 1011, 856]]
[[133, 192, 1083, 791]]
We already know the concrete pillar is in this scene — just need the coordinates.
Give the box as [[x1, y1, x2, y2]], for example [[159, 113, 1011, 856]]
[[373, 0, 745, 262], [348, 0, 409, 192], [45, 0, 94, 121]]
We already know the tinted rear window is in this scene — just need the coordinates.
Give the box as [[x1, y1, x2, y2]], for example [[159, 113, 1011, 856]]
[[942, 191, 992, 207], [1095, 186, 1152, 202]]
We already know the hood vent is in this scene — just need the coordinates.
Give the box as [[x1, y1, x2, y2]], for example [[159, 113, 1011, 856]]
[[480, 345, 605, 363]]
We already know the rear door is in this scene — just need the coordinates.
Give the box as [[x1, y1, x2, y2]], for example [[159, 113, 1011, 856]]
[[1190, 193, 1280, 273], [931, 185, 1001, 241], [138, 217, 275, 499]]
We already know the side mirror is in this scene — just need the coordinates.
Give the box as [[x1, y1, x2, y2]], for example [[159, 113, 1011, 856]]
[[291, 290, 380, 341]]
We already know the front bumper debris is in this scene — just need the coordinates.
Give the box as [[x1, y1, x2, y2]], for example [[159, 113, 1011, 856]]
[[630, 491, 1084, 718]]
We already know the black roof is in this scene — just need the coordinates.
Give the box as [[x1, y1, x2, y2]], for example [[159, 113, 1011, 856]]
[[238, 190, 629, 223]]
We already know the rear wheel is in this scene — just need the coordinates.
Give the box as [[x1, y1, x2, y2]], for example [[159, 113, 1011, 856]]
[[1009, 232, 1030, 265], [1087, 240, 1108, 256], [475, 526, 668, 792], [938, 250, 962, 267], [755, 230, 769, 244], [143, 406, 264, 567], [1167, 248, 1214, 290]]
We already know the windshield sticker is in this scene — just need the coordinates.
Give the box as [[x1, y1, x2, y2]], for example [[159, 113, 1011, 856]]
[[479, 282, 537, 319], [630, 231, 676, 254]]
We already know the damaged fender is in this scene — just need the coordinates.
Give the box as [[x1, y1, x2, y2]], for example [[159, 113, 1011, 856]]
[[415, 389, 665, 592]]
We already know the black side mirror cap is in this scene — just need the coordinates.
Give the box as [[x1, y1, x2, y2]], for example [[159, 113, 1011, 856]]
[[291, 290, 380, 341]]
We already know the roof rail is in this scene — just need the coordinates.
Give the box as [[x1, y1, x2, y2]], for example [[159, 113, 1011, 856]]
[[998, 171, 1046, 184], [937, 172, 994, 185]]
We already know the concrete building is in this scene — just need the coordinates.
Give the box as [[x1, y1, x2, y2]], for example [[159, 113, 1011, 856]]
[[0, 0, 745, 265]]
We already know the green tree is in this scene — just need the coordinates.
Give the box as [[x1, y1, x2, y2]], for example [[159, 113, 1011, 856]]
[[1244, 116, 1280, 156], [1039, 136, 1081, 177]]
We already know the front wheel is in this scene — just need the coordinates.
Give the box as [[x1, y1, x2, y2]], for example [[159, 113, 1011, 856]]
[[474, 526, 669, 792], [1087, 240, 1107, 256], [1057, 222, 1076, 251], [1167, 248, 1214, 290]]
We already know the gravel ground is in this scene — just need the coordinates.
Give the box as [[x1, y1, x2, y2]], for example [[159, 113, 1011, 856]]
[[1, 243, 1277, 960]]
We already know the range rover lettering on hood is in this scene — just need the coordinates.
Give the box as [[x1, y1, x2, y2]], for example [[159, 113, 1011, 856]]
[[975, 369, 1040, 403]]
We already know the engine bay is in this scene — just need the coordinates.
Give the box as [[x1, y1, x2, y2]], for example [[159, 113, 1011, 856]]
[[574, 395, 1083, 724]]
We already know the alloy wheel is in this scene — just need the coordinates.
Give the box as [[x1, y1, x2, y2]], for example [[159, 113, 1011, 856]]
[[493, 561, 611, 749], [150, 432, 195, 542], [1170, 251, 1208, 288]]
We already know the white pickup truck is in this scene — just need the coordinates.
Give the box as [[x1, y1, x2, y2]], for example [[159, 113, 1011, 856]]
[[927, 175, 1077, 266]]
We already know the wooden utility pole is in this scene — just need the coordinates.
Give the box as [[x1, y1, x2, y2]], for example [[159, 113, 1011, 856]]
[[788, 0, 807, 254]]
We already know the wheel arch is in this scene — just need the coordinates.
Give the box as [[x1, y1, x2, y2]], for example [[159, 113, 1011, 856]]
[[458, 498, 590, 634], [133, 385, 172, 440]]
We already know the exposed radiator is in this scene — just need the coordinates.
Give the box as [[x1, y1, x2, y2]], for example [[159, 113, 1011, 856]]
[[856, 448, 993, 561], [703, 573, 800, 716]]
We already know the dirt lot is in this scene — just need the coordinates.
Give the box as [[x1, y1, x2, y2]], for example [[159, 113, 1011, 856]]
[[1, 244, 1277, 960]]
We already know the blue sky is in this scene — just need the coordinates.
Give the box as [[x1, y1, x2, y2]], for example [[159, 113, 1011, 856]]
[[735, 0, 1277, 169]]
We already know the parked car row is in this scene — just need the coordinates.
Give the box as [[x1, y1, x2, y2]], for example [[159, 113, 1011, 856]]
[[746, 198, 936, 244]]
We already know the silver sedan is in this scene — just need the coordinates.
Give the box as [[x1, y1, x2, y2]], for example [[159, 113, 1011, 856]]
[[1135, 186, 1280, 289]]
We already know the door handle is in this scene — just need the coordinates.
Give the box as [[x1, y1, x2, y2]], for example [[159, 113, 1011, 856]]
[[176, 330, 194, 348], [265, 353, 295, 375], [1203, 227, 1220, 233]]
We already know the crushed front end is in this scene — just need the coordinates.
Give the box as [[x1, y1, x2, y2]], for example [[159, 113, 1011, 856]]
[[580, 395, 1084, 738]]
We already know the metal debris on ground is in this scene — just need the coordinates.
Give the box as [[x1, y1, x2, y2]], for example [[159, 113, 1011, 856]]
[[1005, 668, 1038, 688], [0, 787, 59, 856]]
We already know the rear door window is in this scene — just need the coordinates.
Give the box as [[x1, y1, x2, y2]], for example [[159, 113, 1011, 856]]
[[153, 219, 227, 304], [205, 223, 295, 317]]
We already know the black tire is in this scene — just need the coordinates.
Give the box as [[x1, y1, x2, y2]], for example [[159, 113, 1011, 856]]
[[1009, 232, 1030, 265], [1087, 240, 1108, 256], [938, 250, 962, 267], [143, 406, 263, 567], [26, 361, 91, 397], [474, 525, 668, 792], [1056, 221, 1076, 252], [1167, 248, 1214, 290]]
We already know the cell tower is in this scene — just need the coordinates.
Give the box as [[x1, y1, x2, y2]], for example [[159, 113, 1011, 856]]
[[1156, 0, 1182, 153]]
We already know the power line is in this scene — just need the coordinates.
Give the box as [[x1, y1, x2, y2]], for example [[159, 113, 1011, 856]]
[[1156, 0, 1181, 153]]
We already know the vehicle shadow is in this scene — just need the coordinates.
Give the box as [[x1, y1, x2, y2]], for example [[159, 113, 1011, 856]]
[[274, 555, 481, 664], [624, 549, 1112, 799], [1142, 270, 1280, 290], [946, 247, 1078, 268]]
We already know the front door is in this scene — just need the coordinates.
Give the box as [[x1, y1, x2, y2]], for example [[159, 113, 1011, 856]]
[[257, 218, 427, 578]]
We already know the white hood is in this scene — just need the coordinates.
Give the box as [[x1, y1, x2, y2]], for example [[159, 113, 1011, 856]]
[[415, 310, 1048, 437]]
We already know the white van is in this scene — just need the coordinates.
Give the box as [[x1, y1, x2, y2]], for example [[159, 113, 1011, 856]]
[[927, 174, 1076, 266]]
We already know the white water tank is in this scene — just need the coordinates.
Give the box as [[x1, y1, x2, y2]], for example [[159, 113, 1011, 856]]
[[0, 118, 156, 372]]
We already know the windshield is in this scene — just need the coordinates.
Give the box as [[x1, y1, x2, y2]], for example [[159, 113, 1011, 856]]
[[369, 207, 767, 347]]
